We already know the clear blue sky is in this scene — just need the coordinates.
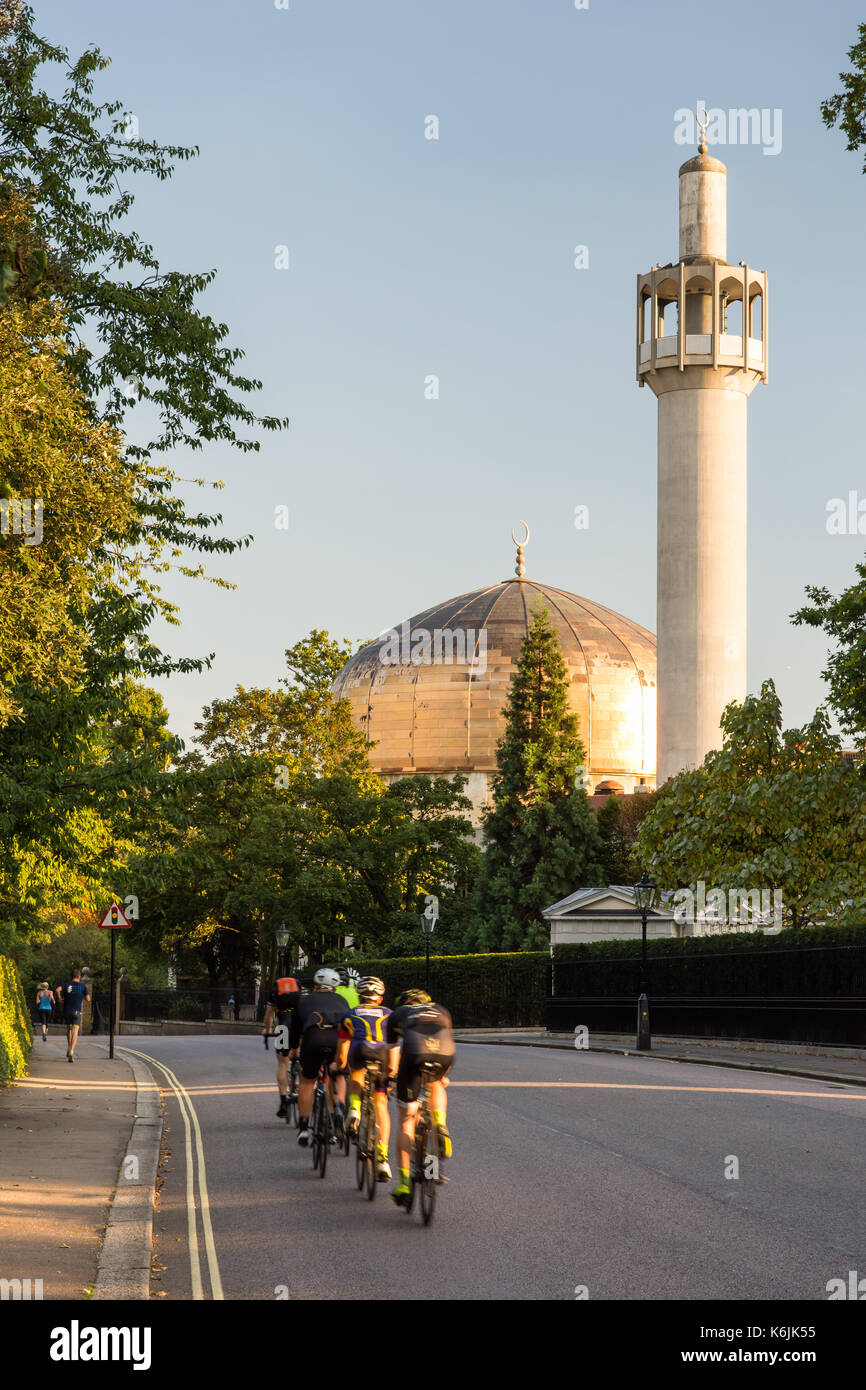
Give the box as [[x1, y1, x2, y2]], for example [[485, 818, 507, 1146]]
[[37, 0, 866, 745]]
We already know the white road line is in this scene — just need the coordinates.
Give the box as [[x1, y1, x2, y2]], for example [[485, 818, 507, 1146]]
[[120, 1047, 224, 1300]]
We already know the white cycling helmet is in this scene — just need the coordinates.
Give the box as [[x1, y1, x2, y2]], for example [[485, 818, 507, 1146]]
[[313, 967, 340, 990]]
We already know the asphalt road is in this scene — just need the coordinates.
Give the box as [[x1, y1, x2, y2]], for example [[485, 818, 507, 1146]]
[[129, 1037, 865, 1301]]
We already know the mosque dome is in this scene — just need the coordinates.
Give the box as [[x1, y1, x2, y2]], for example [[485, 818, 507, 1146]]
[[333, 552, 657, 816]]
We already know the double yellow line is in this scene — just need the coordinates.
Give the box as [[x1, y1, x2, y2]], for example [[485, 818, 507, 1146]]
[[120, 1047, 224, 1301]]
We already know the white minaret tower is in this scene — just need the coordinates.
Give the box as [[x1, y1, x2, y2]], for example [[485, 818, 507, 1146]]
[[637, 124, 768, 784]]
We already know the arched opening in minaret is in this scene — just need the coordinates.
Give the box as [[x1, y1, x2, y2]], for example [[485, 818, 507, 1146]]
[[722, 294, 743, 337], [748, 290, 763, 342]]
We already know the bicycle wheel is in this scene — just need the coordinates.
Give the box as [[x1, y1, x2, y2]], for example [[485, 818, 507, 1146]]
[[365, 1106, 378, 1201], [311, 1089, 323, 1171], [418, 1121, 436, 1226], [355, 1115, 366, 1190], [318, 1101, 329, 1179]]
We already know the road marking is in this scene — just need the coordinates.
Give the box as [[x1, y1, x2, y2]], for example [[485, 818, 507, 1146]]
[[450, 1082, 865, 1097], [119, 1048, 224, 1300]]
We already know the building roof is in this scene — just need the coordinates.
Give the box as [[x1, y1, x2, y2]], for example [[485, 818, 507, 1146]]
[[333, 578, 657, 777]]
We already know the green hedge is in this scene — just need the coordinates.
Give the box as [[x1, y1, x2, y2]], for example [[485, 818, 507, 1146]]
[[0, 954, 32, 1084], [552, 921, 866, 963], [300, 952, 548, 1028]]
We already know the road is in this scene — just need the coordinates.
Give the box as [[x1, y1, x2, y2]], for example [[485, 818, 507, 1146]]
[[125, 1037, 865, 1301]]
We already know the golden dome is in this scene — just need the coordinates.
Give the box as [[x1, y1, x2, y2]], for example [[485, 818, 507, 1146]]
[[334, 577, 657, 791]]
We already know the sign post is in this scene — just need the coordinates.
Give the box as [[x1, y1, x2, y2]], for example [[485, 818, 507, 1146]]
[[98, 901, 132, 1059]]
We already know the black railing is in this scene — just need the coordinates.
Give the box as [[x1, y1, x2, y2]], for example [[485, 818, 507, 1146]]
[[546, 944, 866, 1044]]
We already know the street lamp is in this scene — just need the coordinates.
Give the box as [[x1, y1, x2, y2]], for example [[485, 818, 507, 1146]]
[[419, 896, 439, 995], [633, 869, 655, 1051], [275, 924, 290, 979]]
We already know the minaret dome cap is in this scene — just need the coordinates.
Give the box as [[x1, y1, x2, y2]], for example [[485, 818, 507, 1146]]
[[678, 153, 727, 176]]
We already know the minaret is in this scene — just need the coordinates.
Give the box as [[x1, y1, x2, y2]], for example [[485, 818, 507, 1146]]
[[637, 124, 768, 783]]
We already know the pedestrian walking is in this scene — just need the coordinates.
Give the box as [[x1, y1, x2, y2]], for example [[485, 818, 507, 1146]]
[[55, 969, 91, 1063], [35, 982, 53, 1041]]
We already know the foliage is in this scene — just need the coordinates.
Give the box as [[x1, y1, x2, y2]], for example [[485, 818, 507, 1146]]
[[821, 21, 866, 172], [0, 951, 30, 1083], [635, 680, 866, 928], [472, 604, 604, 950], [128, 632, 479, 983], [793, 560, 866, 750], [596, 791, 659, 883], [299, 951, 548, 1028]]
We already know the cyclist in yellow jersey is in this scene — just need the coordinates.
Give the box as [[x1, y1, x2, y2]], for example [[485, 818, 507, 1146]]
[[336, 977, 398, 1180]]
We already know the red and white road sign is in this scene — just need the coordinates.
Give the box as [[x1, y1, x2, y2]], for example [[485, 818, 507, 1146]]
[[98, 900, 132, 929]]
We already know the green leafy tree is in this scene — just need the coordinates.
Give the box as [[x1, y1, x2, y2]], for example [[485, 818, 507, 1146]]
[[597, 790, 659, 884], [636, 680, 866, 929], [821, 21, 866, 171], [472, 605, 604, 950], [793, 564, 866, 751]]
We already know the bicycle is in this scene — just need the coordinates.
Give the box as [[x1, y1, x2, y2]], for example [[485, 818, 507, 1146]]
[[263, 1033, 301, 1128], [310, 1058, 337, 1177], [405, 1062, 447, 1226], [354, 1058, 384, 1201], [285, 1056, 301, 1129]]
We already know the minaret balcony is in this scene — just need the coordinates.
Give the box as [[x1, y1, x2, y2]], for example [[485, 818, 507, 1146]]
[[636, 262, 768, 384]]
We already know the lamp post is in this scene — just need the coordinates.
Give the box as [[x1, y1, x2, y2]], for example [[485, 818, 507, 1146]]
[[275, 924, 290, 980], [633, 869, 655, 1051], [419, 895, 438, 995]]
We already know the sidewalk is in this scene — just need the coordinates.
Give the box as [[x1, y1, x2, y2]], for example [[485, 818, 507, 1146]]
[[452, 1028, 866, 1086], [0, 1035, 139, 1299]]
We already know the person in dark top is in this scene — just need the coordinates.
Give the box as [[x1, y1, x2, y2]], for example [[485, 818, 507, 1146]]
[[55, 970, 90, 1063], [262, 975, 300, 1117], [288, 968, 347, 1146], [385, 989, 456, 1205]]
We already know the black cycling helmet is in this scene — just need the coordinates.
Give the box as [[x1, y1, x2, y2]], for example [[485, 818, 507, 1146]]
[[334, 966, 350, 986], [396, 988, 432, 1008]]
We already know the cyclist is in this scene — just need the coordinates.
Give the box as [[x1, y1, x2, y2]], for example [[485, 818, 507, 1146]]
[[288, 967, 346, 1147], [262, 974, 300, 1118], [335, 976, 398, 1182], [386, 989, 455, 1207], [334, 967, 360, 1011]]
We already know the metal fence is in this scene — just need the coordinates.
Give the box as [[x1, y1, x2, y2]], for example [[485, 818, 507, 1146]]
[[546, 944, 866, 1044]]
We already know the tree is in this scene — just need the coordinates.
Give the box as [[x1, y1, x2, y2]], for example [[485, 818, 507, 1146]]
[[128, 633, 478, 996], [472, 605, 604, 950], [821, 22, 866, 171], [0, 298, 134, 725], [636, 681, 866, 929], [597, 790, 659, 884], [793, 563, 866, 750]]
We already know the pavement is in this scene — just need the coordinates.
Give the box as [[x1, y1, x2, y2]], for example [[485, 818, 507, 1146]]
[[2, 1024, 864, 1301], [0, 1034, 142, 1300]]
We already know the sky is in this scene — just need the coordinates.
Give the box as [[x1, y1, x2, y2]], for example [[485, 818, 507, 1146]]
[[35, 0, 866, 747]]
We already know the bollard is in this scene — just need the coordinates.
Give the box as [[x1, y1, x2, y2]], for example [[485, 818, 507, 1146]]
[[636, 993, 651, 1051]]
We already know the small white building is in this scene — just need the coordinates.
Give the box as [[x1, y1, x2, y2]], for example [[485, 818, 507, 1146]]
[[543, 885, 682, 948]]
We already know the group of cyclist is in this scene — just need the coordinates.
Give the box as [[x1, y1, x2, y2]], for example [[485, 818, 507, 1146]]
[[262, 966, 454, 1207]]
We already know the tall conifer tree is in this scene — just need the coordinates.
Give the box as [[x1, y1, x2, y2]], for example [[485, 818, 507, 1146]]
[[473, 605, 604, 949]]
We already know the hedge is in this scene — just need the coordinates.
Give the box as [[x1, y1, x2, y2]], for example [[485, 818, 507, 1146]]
[[0, 954, 32, 1084], [299, 952, 548, 1028]]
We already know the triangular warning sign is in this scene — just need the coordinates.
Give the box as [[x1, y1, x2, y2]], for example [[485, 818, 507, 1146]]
[[98, 900, 132, 929]]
